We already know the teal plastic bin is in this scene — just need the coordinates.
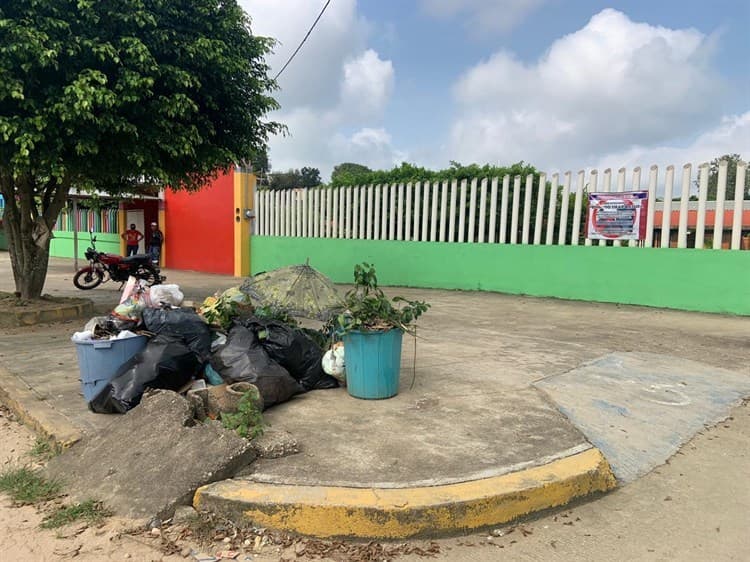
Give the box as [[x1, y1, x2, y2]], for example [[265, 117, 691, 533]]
[[343, 329, 403, 399], [74, 336, 148, 402]]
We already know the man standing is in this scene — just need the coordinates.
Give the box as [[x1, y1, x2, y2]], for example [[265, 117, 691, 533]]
[[121, 223, 143, 256], [148, 222, 164, 265]]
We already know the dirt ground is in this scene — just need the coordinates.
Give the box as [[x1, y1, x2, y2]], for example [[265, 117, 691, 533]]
[[3, 400, 749, 562], [0, 404, 443, 562]]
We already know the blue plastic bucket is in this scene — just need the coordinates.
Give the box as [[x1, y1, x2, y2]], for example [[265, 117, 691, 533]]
[[343, 329, 403, 399], [74, 336, 148, 402]]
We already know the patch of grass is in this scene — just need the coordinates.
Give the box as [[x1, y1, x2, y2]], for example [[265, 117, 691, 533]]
[[0, 466, 61, 504], [41, 499, 113, 529], [29, 437, 59, 461]]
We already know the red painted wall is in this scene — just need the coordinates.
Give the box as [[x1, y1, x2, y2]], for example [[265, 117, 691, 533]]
[[165, 170, 234, 274], [654, 209, 750, 229]]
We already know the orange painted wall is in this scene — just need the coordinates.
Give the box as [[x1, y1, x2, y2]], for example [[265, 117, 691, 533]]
[[164, 169, 235, 274]]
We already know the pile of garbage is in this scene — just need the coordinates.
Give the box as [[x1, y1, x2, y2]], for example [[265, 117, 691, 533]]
[[72, 278, 340, 417]]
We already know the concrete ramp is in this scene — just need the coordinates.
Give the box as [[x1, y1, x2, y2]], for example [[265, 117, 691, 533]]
[[535, 352, 750, 483]]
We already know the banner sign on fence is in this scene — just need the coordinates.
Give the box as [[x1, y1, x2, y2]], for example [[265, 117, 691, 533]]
[[587, 191, 649, 240]]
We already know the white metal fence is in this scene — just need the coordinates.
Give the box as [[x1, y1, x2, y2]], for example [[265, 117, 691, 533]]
[[254, 161, 750, 250]]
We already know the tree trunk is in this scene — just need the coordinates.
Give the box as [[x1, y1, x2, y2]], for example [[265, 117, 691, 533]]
[[6, 228, 51, 299], [0, 173, 69, 300]]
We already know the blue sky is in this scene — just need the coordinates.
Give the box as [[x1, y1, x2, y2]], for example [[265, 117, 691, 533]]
[[240, 1, 749, 179]]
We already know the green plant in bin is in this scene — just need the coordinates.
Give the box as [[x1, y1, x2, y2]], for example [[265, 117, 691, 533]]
[[334, 263, 429, 335]]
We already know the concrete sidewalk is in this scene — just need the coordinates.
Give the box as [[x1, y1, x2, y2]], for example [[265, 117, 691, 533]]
[[1, 251, 749, 538]]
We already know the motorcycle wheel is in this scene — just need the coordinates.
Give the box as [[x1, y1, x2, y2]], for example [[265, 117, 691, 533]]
[[135, 264, 162, 286], [73, 267, 104, 290]]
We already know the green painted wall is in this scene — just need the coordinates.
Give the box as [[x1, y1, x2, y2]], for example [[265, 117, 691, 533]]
[[0, 229, 6, 250], [50, 231, 121, 259], [250, 237, 750, 316]]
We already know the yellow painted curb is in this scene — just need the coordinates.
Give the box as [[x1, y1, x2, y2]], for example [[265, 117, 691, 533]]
[[195, 448, 616, 539], [0, 366, 82, 448]]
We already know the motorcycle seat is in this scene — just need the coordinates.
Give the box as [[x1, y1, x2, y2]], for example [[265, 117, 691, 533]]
[[121, 254, 152, 264]]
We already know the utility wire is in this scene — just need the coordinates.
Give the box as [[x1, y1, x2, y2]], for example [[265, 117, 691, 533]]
[[273, 0, 332, 81]]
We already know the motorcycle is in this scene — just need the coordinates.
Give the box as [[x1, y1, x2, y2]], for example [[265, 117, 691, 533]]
[[73, 230, 164, 290]]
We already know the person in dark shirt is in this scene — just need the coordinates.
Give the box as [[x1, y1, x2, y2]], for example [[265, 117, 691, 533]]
[[148, 222, 164, 265]]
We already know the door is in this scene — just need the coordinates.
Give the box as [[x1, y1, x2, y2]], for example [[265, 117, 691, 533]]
[[125, 209, 145, 253]]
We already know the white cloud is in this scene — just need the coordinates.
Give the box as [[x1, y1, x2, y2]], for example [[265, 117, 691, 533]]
[[331, 128, 408, 170], [421, 0, 545, 33], [449, 9, 725, 171], [340, 50, 395, 118], [240, 0, 367, 109], [238, 1, 402, 178], [593, 112, 750, 174]]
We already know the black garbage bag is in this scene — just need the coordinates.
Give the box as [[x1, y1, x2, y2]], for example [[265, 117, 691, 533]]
[[210, 325, 304, 409], [89, 336, 201, 414], [241, 318, 339, 391], [142, 307, 212, 361]]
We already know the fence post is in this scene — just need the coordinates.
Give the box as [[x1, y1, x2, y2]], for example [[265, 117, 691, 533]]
[[440, 180, 449, 242], [389, 183, 397, 240], [422, 181, 431, 242], [510, 175, 521, 244], [373, 184, 382, 240], [405, 182, 412, 241], [351, 187, 358, 239], [430, 182, 440, 242], [730, 161, 746, 250], [661, 166, 675, 248], [534, 173, 546, 245], [359, 186, 367, 239], [313, 189, 320, 238], [522, 174, 533, 244], [331, 187, 339, 239], [645, 166, 658, 248], [396, 183, 404, 241], [478, 178, 488, 243], [628, 167, 641, 246], [325, 187, 332, 238], [500, 175, 510, 244], [413, 181, 421, 241], [380, 184, 389, 240], [344, 186, 356, 238], [455, 180, 466, 243], [712, 160, 727, 249], [695, 163, 709, 249], [449, 179, 458, 242], [338, 187, 346, 238], [677, 164, 692, 248], [488, 177, 499, 244], [467, 178, 477, 243], [558, 172, 572, 245], [291, 190, 297, 237], [367, 185, 375, 240], [546, 173, 558, 245], [583, 170, 596, 246]]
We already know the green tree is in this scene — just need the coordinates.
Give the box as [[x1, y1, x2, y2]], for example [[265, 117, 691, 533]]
[[0, 0, 281, 298], [704, 154, 749, 201], [330, 162, 372, 186], [268, 169, 300, 190], [268, 166, 321, 189], [300, 166, 321, 188]]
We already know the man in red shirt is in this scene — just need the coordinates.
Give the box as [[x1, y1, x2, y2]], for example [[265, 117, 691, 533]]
[[121, 223, 144, 256]]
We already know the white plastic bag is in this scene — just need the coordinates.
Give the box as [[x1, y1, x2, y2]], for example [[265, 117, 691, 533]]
[[71, 331, 95, 343], [148, 284, 184, 307], [322, 342, 345, 383]]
